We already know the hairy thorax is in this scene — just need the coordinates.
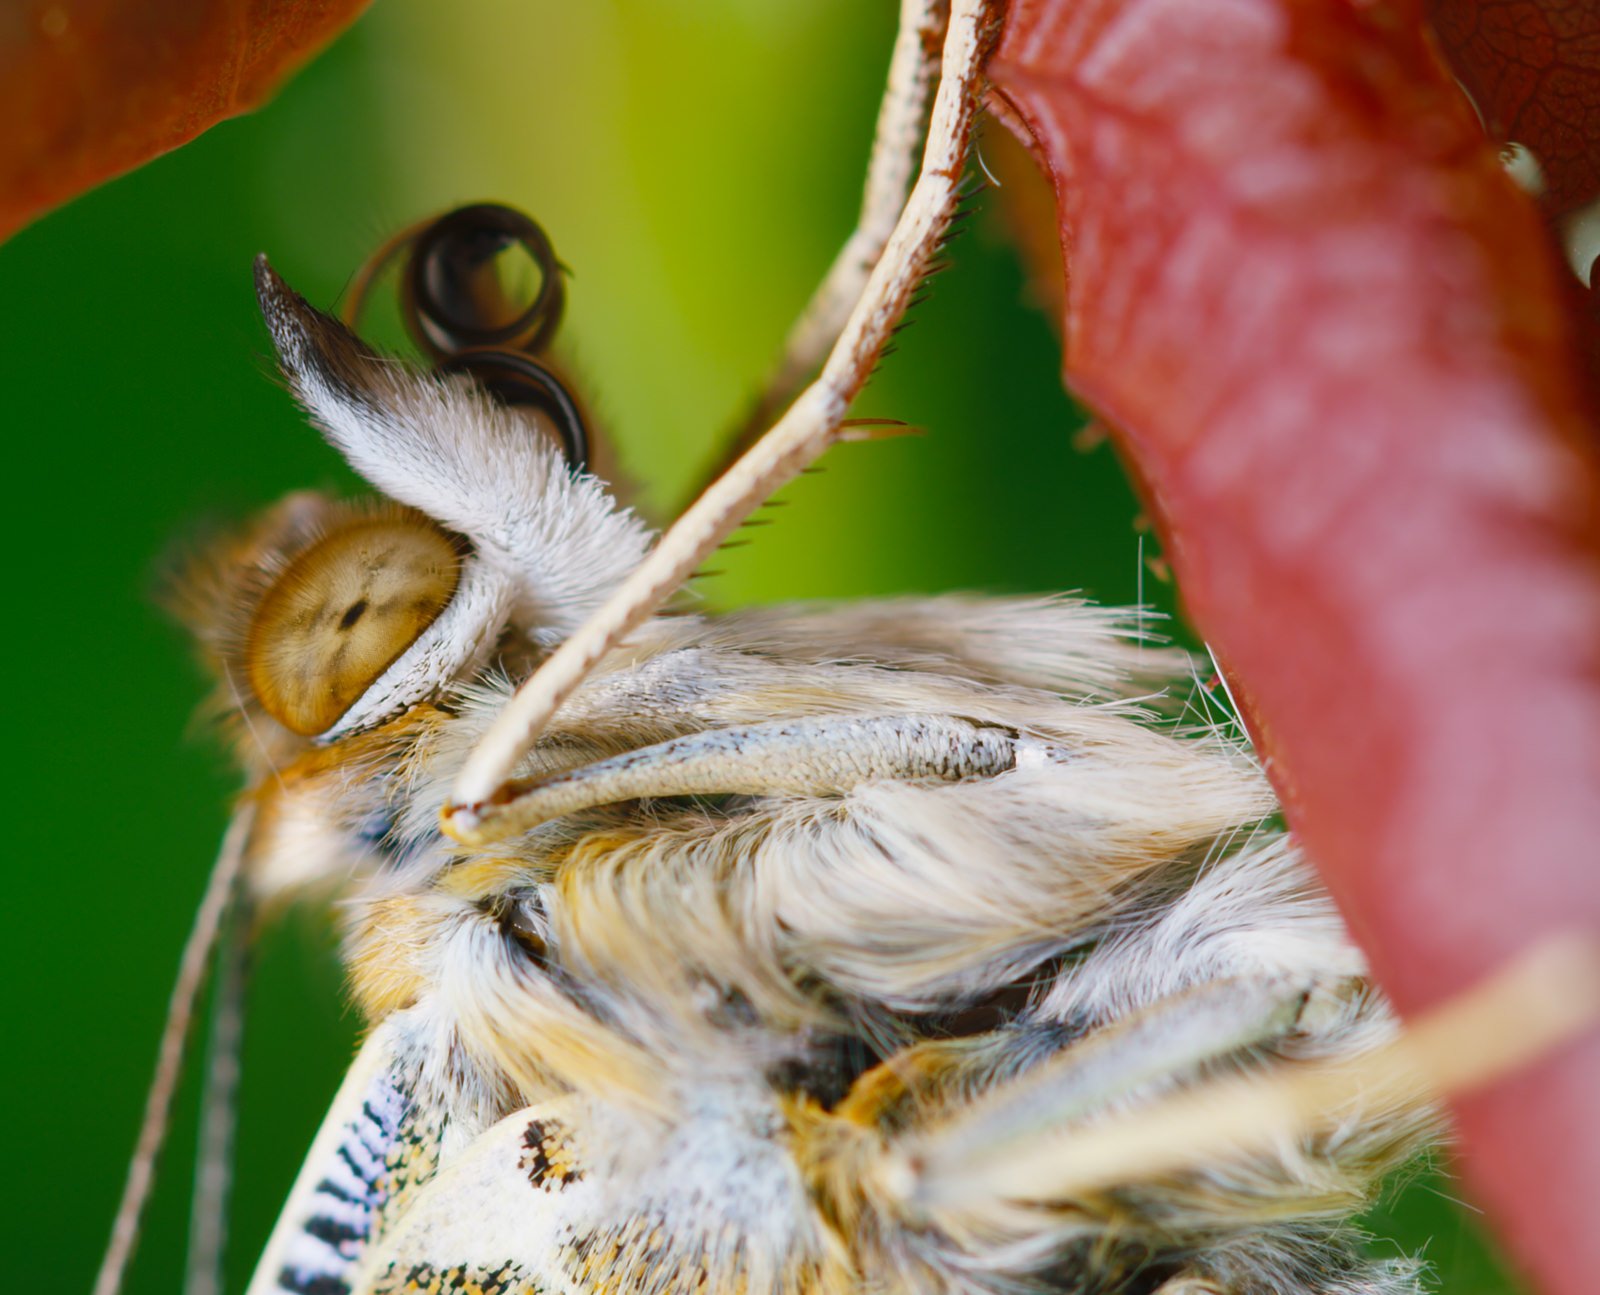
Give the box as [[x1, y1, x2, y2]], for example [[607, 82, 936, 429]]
[[241, 604, 1424, 1295]]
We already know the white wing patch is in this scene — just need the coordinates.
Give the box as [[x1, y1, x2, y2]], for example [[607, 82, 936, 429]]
[[348, 1103, 594, 1295]]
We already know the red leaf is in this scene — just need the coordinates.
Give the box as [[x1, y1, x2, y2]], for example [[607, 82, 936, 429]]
[[0, 0, 371, 244], [1428, 0, 1600, 217], [990, 2, 1600, 1291]]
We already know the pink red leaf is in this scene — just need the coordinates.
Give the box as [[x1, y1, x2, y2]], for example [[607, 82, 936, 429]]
[[0, 0, 372, 244], [990, 2, 1600, 1291]]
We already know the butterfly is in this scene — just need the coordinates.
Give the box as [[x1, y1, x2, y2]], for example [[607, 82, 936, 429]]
[[91, 3, 1547, 1292], [94, 174, 1428, 1295]]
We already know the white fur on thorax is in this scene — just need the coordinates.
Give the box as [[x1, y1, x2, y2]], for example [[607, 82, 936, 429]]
[[240, 273, 1434, 1294], [238, 589, 1432, 1295]]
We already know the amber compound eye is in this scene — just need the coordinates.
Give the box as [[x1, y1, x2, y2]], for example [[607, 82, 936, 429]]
[[245, 513, 461, 736]]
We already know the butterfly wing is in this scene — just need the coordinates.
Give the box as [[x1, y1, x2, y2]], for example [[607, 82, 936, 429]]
[[245, 1018, 442, 1295], [342, 1102, 592, 1295]]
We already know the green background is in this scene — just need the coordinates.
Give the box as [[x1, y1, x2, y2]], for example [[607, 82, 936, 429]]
[[0, 1, 1518, 1290]]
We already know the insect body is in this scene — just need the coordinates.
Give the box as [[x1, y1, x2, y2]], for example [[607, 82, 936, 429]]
[[158, 205, 1435, 1295]]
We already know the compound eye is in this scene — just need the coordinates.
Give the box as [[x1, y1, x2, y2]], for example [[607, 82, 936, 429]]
[[246, 515, 460, 736]]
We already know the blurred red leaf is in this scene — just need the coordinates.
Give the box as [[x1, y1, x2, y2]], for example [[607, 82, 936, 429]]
[[1428, 0, 1600, 216], [0, 0, 371, 244], [990, 2, 1600, 1292]]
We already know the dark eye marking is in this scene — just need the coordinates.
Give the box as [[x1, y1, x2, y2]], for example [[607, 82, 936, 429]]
[[339, 599, 369, 631]]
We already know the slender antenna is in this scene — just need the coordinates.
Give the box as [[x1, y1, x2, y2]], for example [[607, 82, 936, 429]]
[[93, 805, 256, 1295], [184, 894, 253, 1295]]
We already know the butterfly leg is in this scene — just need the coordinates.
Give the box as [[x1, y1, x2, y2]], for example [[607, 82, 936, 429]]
[[793, 975, 1407, 1291], [874, 973, 1316, 1221], [461, 711, 1067, 839], [445, 0, 1004, 841], [693, 0, 952, 493], [1152, 1273, 1421, 1295]]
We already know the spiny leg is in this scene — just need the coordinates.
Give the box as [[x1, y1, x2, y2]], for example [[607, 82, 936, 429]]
[[827, 951, 1594, 1291], [1148, 1276, 1417, 1295], [445, 0, 1001, 843], [879, 975, 1314, 1225], [1150, 1258, 1426, 1294], [685, 0, 951, 501], [875, 938, 1598, 1224], [453, 712, 1060, 840]]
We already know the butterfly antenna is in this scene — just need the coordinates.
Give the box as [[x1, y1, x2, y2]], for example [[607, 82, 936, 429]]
[[93, 805, 255, 1295], [184, 894, 254, 1295]]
